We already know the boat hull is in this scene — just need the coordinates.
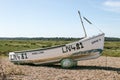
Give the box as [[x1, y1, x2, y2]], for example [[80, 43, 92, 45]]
[[9, 33, 105, 65]]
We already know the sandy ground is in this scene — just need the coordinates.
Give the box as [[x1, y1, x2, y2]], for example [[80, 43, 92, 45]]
[[0, 56, 120, 80]]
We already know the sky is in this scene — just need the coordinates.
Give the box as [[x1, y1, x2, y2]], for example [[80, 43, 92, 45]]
[[0, 0, 120, 38]]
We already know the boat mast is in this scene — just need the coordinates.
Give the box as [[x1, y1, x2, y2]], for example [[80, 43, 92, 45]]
[[78, 11, 87, 38]]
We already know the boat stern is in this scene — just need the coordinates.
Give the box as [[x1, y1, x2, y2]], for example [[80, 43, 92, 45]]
[[9, 52, 19, 63]]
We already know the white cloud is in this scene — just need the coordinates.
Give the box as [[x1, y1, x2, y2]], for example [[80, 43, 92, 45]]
[[104, 1, 120, 7], [103, 0, 120, 13]]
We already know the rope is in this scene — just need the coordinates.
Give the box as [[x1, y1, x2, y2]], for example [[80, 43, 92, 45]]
[[83, 16, 103, 33], [106, 54, 108, 70]]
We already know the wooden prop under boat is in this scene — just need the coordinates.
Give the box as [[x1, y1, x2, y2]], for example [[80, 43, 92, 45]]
[[9, 11, 105, 68]]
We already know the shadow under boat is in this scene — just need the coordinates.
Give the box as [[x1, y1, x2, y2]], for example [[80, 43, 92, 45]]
[[20, 63, 120, 73]]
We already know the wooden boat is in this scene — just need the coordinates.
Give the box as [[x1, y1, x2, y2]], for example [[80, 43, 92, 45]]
[[9, 11, 105, 68]]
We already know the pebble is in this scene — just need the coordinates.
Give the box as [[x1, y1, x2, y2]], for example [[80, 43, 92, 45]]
[[0, 56, 120, 80]]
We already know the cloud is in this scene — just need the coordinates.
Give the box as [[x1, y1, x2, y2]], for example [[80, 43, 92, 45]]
[[102, 0, 120, 13], [104, 1, 120, 7]]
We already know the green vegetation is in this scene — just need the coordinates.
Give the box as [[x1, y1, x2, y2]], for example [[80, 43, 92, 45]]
[[0, 39, 120, 57], [0, 40, 72, 56], [102, 41, 120, 57]]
